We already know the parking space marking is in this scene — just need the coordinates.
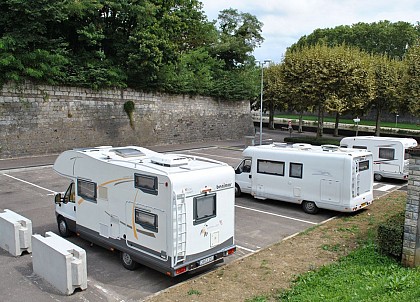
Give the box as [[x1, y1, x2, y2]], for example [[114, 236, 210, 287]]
[[2, 173, 55, 193], [235, 205, 318, 225], [236, 245, 258, 253], [182, 150, 243, 161], [374, 184, 395, 192]]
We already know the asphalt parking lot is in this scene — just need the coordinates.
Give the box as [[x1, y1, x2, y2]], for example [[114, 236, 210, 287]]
[[0, 129, 406, 301]]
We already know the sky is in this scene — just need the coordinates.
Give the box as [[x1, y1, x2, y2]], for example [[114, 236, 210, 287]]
[[200, 0, 420, 63]]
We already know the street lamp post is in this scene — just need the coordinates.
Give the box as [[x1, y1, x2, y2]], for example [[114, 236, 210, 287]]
[[395, 114, 399, 128], [257, 59, 271, 145]]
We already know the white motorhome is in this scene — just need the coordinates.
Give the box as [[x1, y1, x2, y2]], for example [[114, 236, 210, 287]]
[[340, 136, 418, 181], [53, 146, 236, 277], [235, 143, 374, 214]]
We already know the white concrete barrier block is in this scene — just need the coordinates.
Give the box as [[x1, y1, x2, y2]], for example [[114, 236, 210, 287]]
[[0, 209, 32, 256], [32, 231, 87, 295]]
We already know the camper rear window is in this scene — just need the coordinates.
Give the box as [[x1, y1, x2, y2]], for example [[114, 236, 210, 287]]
[[135, 209, 158, 232], [359, 160, 370, 171], [135, 174, 158, 195], [77, 179, 97, 202], [257, 160, 285, 176], [353, 145, 367, 149], [379, 148, 395, 160], [194, 194, 216, 225]]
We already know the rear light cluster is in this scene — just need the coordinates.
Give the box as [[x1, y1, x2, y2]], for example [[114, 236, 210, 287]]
[[171, 247, 236, 276]]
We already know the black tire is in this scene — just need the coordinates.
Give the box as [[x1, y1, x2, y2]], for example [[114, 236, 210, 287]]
[[374, 173, 383, 181], [302, 201, 319, 214], [57, 216, 72, 238], [120, 252, 139, 271], [235, 184, 241, 197]]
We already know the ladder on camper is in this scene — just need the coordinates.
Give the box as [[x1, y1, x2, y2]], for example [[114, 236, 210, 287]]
[[174, 193, 187, 265], [352, 159, 361, 197]]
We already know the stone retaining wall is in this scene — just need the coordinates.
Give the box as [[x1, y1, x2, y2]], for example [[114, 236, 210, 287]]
[[0, 82, 254, 158], [402, 147, 420, 267]]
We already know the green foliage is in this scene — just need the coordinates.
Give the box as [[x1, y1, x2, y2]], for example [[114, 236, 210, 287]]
[[401, 39, 420, 117], [0, 0, 262, 100], [123, 100, 135, 129], [283, 136, 341, 146], [290, 21, 419, 59], [377, 211, 405, 259], [187, 289, 202, 296], [277, 244, 420, 301]]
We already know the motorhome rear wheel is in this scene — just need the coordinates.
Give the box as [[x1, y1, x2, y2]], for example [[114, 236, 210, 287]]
[[302, 201, 319, 214], [120, 252, 139, 271], [374, 173, 383, 181]]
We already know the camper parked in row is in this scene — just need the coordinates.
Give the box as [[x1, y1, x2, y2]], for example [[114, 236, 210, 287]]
[[235, 143, 374, 214], [340, 136, 418, 181], [53, 146, 236, 277]]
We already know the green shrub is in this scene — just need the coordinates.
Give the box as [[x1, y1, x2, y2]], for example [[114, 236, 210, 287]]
[[377, 211, 405, 258], [284, 136, 341, 146], [123, 100, 135, 129]]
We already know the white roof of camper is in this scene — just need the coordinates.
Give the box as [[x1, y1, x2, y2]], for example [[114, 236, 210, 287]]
[[54, 146, 228, 176], [243, 143, 372, 158], [340, 136, 418, 148]]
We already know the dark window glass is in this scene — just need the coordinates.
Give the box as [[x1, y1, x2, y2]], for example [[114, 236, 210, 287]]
[[135, 174, 158, 195], [257, 160, 285, 176], [194, 194, 216, 225], [379, 148, 395, 160], [135, 209, 158, 232], [77, 179, 97, 202], [290, 163, 303, 178], [353, 145, 367, 149], [359, 160, 370, 171]]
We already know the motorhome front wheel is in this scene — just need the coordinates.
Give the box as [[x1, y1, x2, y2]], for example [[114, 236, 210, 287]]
[[374, 173, 383, 181], [57, 216, 72, 237], [120, 252, 139, 270]]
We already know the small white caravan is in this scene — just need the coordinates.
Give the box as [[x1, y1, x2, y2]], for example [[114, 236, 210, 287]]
[[235, 143, 374, 214], [340, 136, 418, 181], [53, 146, 236, 277]]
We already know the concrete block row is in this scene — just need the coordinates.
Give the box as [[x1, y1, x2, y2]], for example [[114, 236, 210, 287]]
[[0, 209, 87, 295]]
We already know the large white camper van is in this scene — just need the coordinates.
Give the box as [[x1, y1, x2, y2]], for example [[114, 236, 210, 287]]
[[340, 136, 418, 181], [235, 143, 374, 214], [53, 146, 236, 277]]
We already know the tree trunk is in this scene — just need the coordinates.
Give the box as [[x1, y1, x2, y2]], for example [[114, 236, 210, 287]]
[[298, 111, 303, 133], [268, 101, 275, 130], [375, 107, 381, 136], [334, 112, 340, 137], [316, 103, 324, 138]]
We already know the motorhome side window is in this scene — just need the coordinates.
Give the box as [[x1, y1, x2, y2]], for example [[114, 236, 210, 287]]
[[194, 193, 216, 225], [379, 148, 395, 160], [77, 179, 97, 203], [135, 209, 158, 232], [353, 145, 367, 149], [134, 173, 158, 195], [289, 163, 303, 178], [257, 159, 285, 176]]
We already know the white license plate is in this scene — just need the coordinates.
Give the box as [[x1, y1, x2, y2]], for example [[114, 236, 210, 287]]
[[199, 255, 214, 266]]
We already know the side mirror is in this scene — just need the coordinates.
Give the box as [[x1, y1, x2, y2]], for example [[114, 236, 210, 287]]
[[235, 168, 241, 174], [54, 193, 62, 204]]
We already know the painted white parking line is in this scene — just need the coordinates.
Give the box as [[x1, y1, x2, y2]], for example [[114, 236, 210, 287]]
[[2, 173, 56, 193], [236, 245, 258, 253], [375, 184, 395, 192], [182, 150, 243, 161], [235, 205, 318, 225]]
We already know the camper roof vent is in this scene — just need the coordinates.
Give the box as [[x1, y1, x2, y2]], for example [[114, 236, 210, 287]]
[[151, 154, 189, 167], [321, 145, 340, 152], [292, 143, 312, 150], [113, 148, 146, 158]]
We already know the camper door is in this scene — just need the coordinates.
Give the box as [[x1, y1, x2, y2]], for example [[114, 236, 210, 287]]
[[235, 158, 252, 194]]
